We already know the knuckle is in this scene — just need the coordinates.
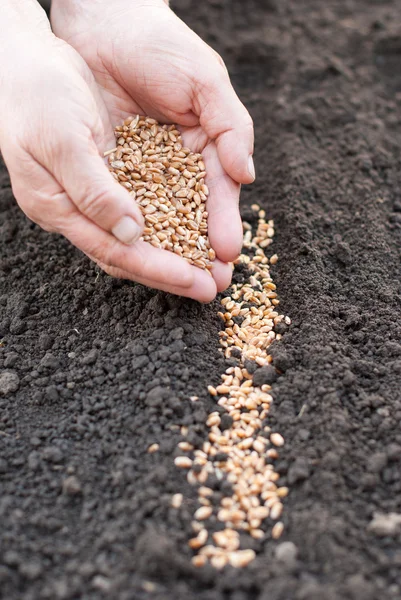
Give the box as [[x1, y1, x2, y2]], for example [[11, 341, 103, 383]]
[[90, 236, 121, 268], [212, 50, 228, 72], [77, 185, 112, 221], [244, 112, 254, 130], [48, 133, 72, 161]]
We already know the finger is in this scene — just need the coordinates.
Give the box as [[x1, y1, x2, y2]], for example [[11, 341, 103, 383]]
[[211, 258, 233, 293], [201, 141, 243, 263], [195, 67, 255, 184], [9, 154, 195, 289], [89, 256, 219, 303], [50, 132, 145, 246], [63, 216, 197, 289]]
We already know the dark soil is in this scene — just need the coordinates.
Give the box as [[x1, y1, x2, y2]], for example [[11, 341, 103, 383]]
[[1, 0, 401, 598]]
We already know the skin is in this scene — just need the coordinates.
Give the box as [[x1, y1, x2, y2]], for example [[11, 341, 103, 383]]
[[0, 0, 254, 302]]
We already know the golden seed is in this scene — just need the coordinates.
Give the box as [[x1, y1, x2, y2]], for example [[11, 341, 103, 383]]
[[206, 414, 221, 428], [250, 529, 265, 539], [211, 555, 228, 570], [270, 433, 285, 447], [194, 506, 213, 521], [216, 385, 231, 395], [189, 528, 208, 549], [178, 442, 194, 451], [228, 549, 256, 568], [191, 555, 207, 567], [171, 493, 183, 509], [272, 521, 284, 539], [174, 456, 193, 469], [173, 212, 290, 563], [108, 116, 214, 271], [270, 502, 283, 520], [147, 443, 159, 453]]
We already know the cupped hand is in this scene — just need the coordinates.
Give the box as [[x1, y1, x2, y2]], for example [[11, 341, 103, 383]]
[[51, 0, 255, 277], [0, 10, 225, 303]]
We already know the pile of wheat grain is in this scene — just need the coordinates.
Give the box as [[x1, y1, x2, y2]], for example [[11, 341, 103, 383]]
[[106, 116, 215, 271]]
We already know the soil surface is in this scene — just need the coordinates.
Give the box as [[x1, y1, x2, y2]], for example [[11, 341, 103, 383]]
[[1, 0, 401, 599]]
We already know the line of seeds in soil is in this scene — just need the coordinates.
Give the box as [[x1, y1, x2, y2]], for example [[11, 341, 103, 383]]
[[106, 115, 215, 271], [108, 116, 288, 568], [171, 205, 290, 570]]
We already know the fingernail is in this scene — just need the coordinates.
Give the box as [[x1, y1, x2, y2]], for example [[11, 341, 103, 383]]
[[112, 216, 142, 245], [248, 155, 256, 181]]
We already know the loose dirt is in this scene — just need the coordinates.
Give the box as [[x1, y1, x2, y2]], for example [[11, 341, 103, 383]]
[[1, 0, 401, 599]]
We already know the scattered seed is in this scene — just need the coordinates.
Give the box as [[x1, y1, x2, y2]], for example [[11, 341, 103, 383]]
[[173, 212, 290, 568], [178, 442, 194, 452], [189, 528, 208, 549], [191, 555, 207, 567], [174, 456, 193, 469], [228, 549, 256, 568], [211, 555, 228, 570], [270, 502, 284, 520], [147, 443, 159, 454], [270, 433, 285, 447], [171, 493, 183, 509], [277, 487, 289, 498], [194, 506, 213, 521], [272, 521, 284, 539]]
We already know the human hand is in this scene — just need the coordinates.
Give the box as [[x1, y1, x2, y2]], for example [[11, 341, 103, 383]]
[[51, 0, 255, 274], [0, 2, 224, 302]]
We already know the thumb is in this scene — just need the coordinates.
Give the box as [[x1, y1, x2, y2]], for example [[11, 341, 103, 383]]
[[51, 134, 145, 245], [196, 66, 255, 184]]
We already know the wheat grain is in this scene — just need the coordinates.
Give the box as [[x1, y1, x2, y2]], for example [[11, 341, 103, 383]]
[[107, 116, 214, 272]]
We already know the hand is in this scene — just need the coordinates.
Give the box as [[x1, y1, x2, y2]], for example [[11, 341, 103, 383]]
[[0, 3, 224, 302], [51, 0, 255, 285]]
